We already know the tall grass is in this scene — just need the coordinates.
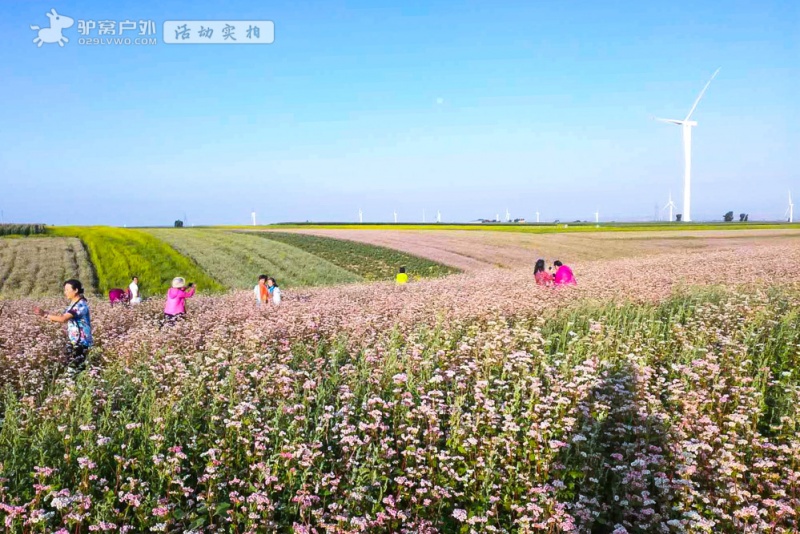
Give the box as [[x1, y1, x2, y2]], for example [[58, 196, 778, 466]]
[[253, 231, 460, 280], [145, 229, 362, 288], [49, 227, 224, 296]]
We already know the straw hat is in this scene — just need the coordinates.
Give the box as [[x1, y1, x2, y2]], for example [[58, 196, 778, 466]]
[[172, 277, 186, 289]]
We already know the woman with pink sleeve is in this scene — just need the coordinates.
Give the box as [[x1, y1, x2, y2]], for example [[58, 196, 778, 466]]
[[163, 276, 195, 324], [553, 260, 577, 286]]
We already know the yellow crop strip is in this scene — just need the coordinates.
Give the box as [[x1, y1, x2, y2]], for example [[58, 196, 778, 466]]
[[48, 227, 225, 296]]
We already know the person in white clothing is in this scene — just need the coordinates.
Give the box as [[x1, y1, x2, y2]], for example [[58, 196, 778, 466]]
[[268, 277, 281, 305], [128, 276, 142, 304]]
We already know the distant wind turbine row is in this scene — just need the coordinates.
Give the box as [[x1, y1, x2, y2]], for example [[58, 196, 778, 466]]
[[352, 208, 602, 224], [357, 209, 445, 223]]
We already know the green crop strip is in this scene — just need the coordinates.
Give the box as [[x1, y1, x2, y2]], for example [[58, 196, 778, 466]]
[[251, 231, 460, 281]]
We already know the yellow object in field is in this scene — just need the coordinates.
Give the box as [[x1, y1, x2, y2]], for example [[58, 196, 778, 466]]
[[396, 273, 408, 285]]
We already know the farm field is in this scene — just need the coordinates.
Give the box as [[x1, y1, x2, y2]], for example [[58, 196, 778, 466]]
[[1, 228, 461, 300], [251, 231, 459, 280], [48, 227, 224, 296], [0, 237, 95, 298], [287, 227, 800, 271], [145, 229, 362, 288], [3, 227, 796, 299], [1, 241, 800, 532]]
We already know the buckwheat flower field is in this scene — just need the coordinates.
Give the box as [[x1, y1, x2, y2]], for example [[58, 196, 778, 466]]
[[1, 245, 799, 533]]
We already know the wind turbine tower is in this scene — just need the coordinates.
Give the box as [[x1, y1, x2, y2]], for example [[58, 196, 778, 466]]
[[786, 191, 794, 223], [251, 210, 256, 226], [437, 210, 442, 223], [663, 192, 677, 222], [423, 209, 426, 223], [505, 208, 511, 222], [656, 68, 720, 222], [394, 210, 398, 224], [536, 210, 540, 223], [594, 209, 600, 224], [359, 208, 363, 224]]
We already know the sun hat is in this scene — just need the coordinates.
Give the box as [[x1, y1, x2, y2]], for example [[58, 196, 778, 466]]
[[172, 277, 186, 289]]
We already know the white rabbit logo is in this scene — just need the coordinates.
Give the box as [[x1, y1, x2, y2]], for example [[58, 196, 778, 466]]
[[30, 8, 74, 47]]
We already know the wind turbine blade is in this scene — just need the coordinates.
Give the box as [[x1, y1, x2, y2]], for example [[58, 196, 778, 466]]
[[655, 117, 684, 125], [684, 67, 720, 121]]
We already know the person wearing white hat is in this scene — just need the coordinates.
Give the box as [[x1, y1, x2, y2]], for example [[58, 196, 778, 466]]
[[163, 276, 195, 325]]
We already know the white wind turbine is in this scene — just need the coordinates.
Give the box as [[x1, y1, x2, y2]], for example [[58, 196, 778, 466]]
[[536, 210, 540, 223], [505, 208, 511, 222], [656, 68, 720, 222], [436, 210, 442, 223], [358, 208, 363, 223], [251, 210, 256, 226], [594, 209, 599, 223], [393, 209, 398, 223], [786, 191, 794, 223], [662, 191, 677, 222]]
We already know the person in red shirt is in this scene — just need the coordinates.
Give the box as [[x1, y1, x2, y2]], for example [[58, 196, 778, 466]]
[[534, 259, 553, 286]]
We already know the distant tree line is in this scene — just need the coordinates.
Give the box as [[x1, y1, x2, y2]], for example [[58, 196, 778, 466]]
[[0, 224, 47, 236], [723, 211, 749, 222]]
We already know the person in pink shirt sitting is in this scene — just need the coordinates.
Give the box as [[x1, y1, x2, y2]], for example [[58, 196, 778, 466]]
[[163, 276, 195, 325], [553, 260, 577, 286]]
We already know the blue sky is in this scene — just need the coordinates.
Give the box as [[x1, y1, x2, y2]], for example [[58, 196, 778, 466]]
[[1, 0, 798, 225]]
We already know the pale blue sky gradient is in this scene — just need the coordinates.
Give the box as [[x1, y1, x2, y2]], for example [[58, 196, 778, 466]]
[[1, 0, 798, 225]]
